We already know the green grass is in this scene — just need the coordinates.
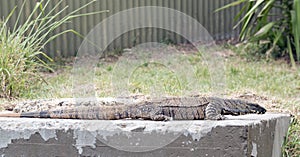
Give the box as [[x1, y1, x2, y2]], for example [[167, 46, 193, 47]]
[[127, 62, 182, 95]]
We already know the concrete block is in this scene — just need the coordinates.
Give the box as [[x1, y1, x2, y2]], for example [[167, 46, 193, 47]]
[[0, 113, 290, 157]]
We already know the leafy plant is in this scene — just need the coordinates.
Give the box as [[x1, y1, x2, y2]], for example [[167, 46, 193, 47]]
[[217, 0, 300, 67], [0, 0, 107, 99]]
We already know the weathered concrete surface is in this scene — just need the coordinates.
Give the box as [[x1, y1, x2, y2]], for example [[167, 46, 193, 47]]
[[0, 113, 290, 157]]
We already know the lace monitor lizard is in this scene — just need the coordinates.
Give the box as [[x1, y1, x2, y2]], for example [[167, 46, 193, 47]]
[[0, 97, 266, 121]]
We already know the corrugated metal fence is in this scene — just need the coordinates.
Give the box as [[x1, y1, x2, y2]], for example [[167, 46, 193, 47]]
[[0, 0, 242, 57]]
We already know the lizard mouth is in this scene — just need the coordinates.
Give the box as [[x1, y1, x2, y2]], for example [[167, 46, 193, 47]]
[[247, 103, 267, 114]]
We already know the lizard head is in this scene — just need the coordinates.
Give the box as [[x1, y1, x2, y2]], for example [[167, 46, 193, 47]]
[[246, 102, 266, 114]]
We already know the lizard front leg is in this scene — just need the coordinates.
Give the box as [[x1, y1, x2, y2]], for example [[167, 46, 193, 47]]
[[149, 107, 173, 121], [205, 103, 226, 120]]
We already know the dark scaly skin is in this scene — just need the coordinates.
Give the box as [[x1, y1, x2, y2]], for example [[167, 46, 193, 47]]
[[17, 97, 266, 121], [204, 97, 266, 120]]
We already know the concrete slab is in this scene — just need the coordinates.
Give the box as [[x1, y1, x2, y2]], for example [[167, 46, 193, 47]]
[[0, 113, 290, 157]]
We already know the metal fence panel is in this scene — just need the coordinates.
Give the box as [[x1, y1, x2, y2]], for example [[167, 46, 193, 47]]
[[0, 0, 242, 57]]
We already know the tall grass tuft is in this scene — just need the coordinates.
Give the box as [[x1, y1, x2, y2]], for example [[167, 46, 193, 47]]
[[0, 0, 107, 99]]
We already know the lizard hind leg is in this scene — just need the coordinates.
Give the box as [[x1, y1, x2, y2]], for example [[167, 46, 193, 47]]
[[205, 103, 226, 120]]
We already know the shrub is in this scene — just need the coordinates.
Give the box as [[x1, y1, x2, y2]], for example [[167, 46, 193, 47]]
[[217, 0, 300, 67]]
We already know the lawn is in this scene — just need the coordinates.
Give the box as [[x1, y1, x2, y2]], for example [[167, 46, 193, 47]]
[[14, 45, 300, 108]]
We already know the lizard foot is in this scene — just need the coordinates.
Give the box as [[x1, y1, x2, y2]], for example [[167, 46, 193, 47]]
[[151, 115, 173, 121], [206, 114, 227, 120]]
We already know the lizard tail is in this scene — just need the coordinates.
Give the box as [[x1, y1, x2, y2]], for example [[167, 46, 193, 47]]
[[0, 112, 21, 117]]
